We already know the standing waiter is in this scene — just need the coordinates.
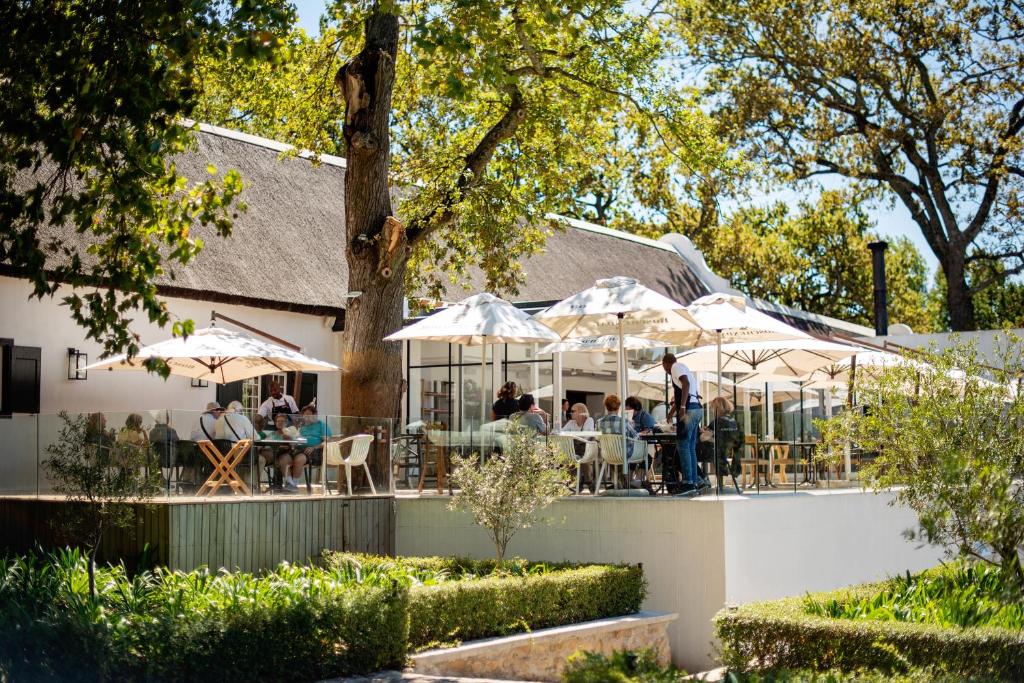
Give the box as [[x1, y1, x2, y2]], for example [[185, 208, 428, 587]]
[[258, 380, 299, 424], [662, 353, 708, 494]]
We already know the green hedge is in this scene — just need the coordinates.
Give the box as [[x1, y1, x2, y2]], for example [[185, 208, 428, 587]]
[[714, 585, 1024, 681], [325, 552, 647, 650], [407, 563, 645, 649], [0, 550, 409, 682], [325, 551, 578, 578]]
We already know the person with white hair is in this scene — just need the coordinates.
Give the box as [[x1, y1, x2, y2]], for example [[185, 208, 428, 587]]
[[191, 401, 223, 441], [215, 400, 255, 442]]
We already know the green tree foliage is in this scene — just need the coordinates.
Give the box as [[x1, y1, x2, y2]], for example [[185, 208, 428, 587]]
[[702, 192, 937, 332], [820, 337, 1024, 590], [449, 427, 571, 564], [677, 0, 1024, 330], [193, 0, 733, 418], [0, 0, 294, 368], [928, 261, 1024, 330]]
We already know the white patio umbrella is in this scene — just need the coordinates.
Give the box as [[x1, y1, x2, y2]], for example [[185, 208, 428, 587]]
[[676, 338, 862, 377], [536, 335, 664, 355], [682, 294, 812, 493], [534, 277, 703, 486], [385, 293, 559, 426], [84, 326, 340, 384], [538, 335, 664, 408]]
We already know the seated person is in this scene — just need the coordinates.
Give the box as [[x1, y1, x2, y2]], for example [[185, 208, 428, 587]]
[[509, 393, 546, 434], [253, 414, 269, 439], [215, 400, 255, 442], [492, 381, 520, 420], [597, 394, 646, 463], [297, 404, 332, 469], [708, 397, 744, 477], [264, 413, 304, 491], [562, 403, 595, 432], [625, 396, 658, 434], [149, 412, 179, 468], [191, 401, 223, 441]]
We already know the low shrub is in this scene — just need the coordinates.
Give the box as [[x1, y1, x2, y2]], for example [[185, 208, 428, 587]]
[[559, 651, 988, 683], [324, 550, 575, 579], [715, 580, 1024, 681], [0, 548, 409, 682], [324, 551, 646, 650], [804, 562, 1024, 630], [563, 649, 683, 682], [407, 563, 645, 649]]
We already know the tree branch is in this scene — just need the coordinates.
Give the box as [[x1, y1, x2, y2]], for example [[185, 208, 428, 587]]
[[406, 86, 526, 244]]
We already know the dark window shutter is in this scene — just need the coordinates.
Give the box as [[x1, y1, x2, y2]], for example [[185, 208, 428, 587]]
[[216, 381, 243, 407], [299, 373, 318, 408], [9, 346, 41, 414]]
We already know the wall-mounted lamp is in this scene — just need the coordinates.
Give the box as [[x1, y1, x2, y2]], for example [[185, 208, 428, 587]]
[[190, 377, 209, 388], [67, 348, 88, 380]]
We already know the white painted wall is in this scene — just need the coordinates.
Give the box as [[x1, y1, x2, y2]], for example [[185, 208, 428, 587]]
[[396, 490, 942, 672], [0, 276, 343, 416]]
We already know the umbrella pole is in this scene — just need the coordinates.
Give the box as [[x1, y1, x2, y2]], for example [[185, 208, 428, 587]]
[[617, 314, 629, 494], [481, 337, 487, 429], [715, 330, 723, 495]]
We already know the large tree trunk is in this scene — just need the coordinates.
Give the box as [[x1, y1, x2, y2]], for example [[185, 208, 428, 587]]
[[943, 253, 977, 331], [339, 12, 405, 429]]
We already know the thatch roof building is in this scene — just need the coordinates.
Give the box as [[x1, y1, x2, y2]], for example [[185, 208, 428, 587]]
[[4, 123, 872, 337]]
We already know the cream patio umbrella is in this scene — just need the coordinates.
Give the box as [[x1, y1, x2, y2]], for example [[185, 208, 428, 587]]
[[538, 335, 664, 410], [384, 293, 560, 427], [681, 294, 815, 493], [534, 277, 704, 488], [83, 325, 340, 383]]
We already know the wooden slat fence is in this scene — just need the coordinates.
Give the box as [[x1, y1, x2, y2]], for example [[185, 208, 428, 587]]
[[0, 495, 395, 573]]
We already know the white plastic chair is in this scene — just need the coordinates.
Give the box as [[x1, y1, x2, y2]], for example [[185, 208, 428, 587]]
[[596, 433, 645, 491], [549, 434, 599, 494], [321, 434, 376, 496]]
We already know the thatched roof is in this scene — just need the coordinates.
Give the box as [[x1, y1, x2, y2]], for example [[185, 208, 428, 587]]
[[162, 129, 349, 315], [432, 218, 710, 306], [5, 123, 869, 336]]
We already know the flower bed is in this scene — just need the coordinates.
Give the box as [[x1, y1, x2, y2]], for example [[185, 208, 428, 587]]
[[715, 564, 1024, 681]]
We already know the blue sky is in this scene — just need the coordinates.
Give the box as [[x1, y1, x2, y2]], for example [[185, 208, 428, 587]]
[[291, 0, 938, 272]]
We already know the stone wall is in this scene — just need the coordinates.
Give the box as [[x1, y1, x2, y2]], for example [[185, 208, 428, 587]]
[[412, 611, 676, 682]]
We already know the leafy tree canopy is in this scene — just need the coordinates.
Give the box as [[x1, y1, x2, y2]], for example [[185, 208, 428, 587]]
[[0, 0, 293, 367], [701, 192, 938, 332], [194, 0, 736, 301], [674, 0, 1024, 330]]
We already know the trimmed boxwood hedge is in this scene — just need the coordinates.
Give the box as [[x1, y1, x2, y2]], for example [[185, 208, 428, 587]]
[[325, 552, 647, 650], [714, 584, 1024, 682]]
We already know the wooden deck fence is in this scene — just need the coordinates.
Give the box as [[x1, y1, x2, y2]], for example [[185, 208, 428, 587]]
[[0, 495, 395, 573]]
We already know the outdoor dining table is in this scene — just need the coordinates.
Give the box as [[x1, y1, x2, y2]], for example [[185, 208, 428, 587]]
[[196, 438, 254, 496], [757, 440, 818, 489]]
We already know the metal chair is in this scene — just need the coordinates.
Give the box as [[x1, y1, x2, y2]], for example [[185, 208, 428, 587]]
[[321, 434, 376, 496]]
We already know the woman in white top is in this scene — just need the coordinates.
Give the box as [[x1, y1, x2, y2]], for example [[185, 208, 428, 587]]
[[561, 403, 595, 432]]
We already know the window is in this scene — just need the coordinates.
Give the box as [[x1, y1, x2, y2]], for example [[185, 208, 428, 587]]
[[1, 340, 41, 415]]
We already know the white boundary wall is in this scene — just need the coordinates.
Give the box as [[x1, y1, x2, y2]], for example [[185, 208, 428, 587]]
[[396, 489, 943, 671], [0, 276, 343, 415]]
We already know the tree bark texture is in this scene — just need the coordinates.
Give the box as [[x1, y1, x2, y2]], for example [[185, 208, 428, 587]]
[[943, 251, 976, 332], [339, 11, 405, 422]]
